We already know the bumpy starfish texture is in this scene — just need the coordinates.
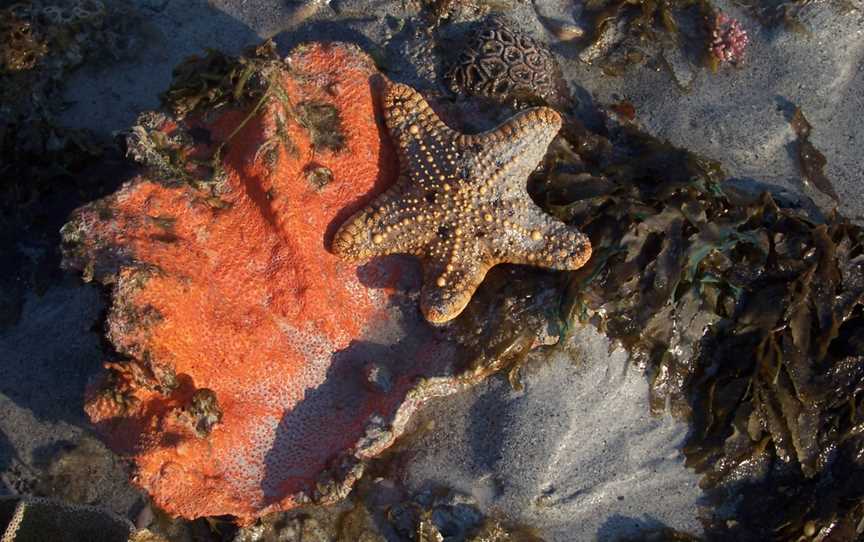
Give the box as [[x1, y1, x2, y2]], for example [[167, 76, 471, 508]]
[[333, 81, 592, 324]]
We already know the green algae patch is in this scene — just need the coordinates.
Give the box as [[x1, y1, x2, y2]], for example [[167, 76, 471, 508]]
[[137, 40, 350, 202]]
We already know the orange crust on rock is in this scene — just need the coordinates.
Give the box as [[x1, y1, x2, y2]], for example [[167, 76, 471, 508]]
[[71, 43, 437, 522]]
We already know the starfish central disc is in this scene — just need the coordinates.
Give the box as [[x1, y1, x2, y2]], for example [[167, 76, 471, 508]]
[[332, 81, 592, 324]]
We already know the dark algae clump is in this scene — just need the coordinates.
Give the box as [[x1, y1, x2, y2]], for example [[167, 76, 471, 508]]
[[532, 107, 864, 539], [295, 101, 347, 153], [577, 0, 717, 75]]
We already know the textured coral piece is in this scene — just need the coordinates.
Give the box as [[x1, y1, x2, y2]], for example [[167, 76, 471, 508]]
[[445, 17, 566, 105], [333, 82, 591, 323], [63, 43, 465, 522]]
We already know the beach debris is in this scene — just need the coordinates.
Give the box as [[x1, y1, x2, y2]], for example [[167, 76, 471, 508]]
[[707, 12, 748, 69], [444, 17, 568, 107], [535, 12, 586, 42], [332, 81, 591, 324], [61, 42, 491, 523], [788, 105, 839, 201]]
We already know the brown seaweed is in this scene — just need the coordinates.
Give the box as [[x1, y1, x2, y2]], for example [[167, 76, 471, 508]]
[[577, 0, 716, 80], [789, 106, 839, 202], [527, 111, 864, 539]]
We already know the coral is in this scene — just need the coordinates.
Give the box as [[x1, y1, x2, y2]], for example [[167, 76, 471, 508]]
[[61, 43, 481, 522], [708, 12, 748, 66], [445, 17, 567, 107]]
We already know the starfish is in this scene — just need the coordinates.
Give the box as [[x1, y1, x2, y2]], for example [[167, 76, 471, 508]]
[[332, 81, 592, 324]]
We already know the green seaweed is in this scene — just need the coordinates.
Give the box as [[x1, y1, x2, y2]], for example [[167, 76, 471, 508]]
[[132, 39, 350, 205], [160, 41, 281, 119], [124, 41, 298, 206]]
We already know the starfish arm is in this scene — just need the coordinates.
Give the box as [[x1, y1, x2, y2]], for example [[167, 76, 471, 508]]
[[382, 82, 456, 146], [332, 176, 436, 261], [419, 240, 492, 324], [382, 82, 463, 188], [460, 107, 562, 197], [488, 201, 591, 270]]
